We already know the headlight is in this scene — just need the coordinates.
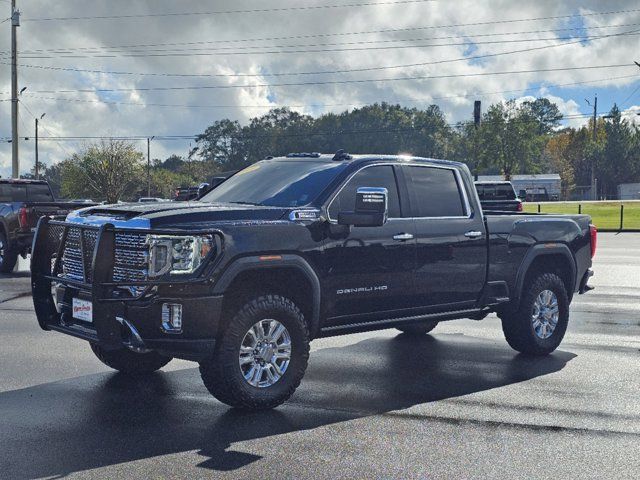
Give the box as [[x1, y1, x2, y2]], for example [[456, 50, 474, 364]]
[[148, 235, 214, 277]]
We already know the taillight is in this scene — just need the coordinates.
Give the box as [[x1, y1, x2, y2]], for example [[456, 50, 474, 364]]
[[18, 206, 29, 229], [517, 202, 523, 212], [589, 224, 597, 258]]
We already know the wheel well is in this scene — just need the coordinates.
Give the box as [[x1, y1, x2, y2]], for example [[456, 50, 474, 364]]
[[220, 267, 316, 336], [522, 254, 574, 301]]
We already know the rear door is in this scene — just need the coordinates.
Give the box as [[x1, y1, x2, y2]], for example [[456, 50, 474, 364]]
[[405, 165, 487, 310], [322, 164, 417, 325]]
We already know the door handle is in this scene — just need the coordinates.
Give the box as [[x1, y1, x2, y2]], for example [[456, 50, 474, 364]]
[[464, 230, 483, 239], [393, 233, 414, 241]]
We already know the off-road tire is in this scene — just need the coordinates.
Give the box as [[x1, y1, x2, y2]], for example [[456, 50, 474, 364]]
[[501, 273, 569, 356], [0, 231, 18, 274], [90, 343, 172, 375], [199, 295, 310, 410], [397, 320, 439, 335]]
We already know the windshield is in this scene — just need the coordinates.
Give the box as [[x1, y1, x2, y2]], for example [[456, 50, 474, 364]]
[[201, 160, 348, 207]]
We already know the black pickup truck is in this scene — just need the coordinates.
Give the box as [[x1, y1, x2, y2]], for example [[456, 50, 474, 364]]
[[475, 180, 523, 212], [0, 179, 91, 273], [31, 152, 596, 410]]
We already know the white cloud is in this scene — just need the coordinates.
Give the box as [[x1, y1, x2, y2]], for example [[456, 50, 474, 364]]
[[1, 0, 639, 177]]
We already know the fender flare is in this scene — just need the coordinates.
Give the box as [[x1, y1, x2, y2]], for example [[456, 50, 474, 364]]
[[212, 254, 322, 338], [513, 243, 577, 304]]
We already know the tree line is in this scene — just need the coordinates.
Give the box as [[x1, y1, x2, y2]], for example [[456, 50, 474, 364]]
[[39, 99, 640, 202]]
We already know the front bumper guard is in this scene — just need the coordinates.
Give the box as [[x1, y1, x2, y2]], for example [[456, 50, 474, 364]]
[[31, 216, 223, 358]]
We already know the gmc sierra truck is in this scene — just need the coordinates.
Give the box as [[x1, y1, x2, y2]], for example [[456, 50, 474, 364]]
[[0, 179, 92, 273], [31, 152, 596, 410]]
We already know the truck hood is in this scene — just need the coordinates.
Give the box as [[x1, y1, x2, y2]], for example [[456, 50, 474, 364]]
[[66, 201, 290, 229]]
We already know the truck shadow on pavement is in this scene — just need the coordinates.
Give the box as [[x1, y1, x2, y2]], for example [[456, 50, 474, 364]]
[[0, 333, 575, 478]]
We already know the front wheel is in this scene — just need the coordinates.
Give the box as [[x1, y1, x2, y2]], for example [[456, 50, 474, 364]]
[[199, 295, 310, 410], [500, 272, 569, 355]]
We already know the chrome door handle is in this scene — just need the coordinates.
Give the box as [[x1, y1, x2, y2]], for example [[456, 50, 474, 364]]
[[393, 233, 414, 241], [464, 230, 483, 239]]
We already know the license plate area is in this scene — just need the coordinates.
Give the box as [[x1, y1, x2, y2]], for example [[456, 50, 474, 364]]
[[72, 298, 93, 323]]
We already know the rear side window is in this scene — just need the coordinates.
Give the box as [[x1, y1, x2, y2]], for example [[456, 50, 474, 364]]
[[328, 165, 401, 219], [407, 166, 466, 217], [27, 184, 54, 201], [0, 184, 28, 202]]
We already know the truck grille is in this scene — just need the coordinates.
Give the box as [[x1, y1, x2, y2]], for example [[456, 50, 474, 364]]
[[59, 227, 149, 284]]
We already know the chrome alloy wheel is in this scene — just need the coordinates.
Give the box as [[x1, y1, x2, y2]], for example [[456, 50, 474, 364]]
[[239, 319, 292, 388], [0, 238, 4, 261], [532, 289, 559, 339]]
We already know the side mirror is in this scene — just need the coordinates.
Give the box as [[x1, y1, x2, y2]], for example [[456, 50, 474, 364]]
[[338, 187, 388, 227]]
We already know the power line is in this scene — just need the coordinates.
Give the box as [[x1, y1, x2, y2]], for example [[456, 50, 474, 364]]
[[7, 28, 639, 59], [20, 98, 76, 157], [5, 64, 635, 95], [22, 0, 438, 22], [9, 23, 640, 56], [5, 113, 599, 143], [6, 31, 640, 59], [18, 73, 640, 110], [20, 6, 640, 26]]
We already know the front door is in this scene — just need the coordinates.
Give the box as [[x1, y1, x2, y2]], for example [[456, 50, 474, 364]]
[[322, 164, 417, 326]]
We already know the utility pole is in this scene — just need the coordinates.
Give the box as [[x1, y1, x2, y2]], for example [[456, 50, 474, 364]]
[[35, 118, 39, 179], [473, 100, 481, 181], [147, 136, 154, 196], [585, 95, 597, 200], [34, 113, 44, 179], [11, 0, 20, 178]]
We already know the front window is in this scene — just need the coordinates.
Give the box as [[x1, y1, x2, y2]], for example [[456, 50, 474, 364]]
[[328, 165, 402, 219], [200, 160, 349, 207]]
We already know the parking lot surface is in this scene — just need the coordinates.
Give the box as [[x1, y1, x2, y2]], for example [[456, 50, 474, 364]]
[[1, 233, 638, 479]]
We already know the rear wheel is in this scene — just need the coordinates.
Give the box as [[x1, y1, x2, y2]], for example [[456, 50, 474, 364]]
[[0, 231, 18, 274], [500, 272, 569, 355], [90, 343, 172, 375], [199, 294, 309, 410], [397, 320, 439, 335]]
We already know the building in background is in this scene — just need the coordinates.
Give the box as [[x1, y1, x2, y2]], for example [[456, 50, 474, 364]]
[[618, 183, 640, 200], [477, 174, 561, 201]]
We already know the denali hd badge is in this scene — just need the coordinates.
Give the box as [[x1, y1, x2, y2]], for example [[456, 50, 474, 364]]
[[337, 285, 388, 295]]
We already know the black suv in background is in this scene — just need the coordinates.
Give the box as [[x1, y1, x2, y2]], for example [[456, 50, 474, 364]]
[[32, 152, 595, 410], [475, 181, 523, 212]]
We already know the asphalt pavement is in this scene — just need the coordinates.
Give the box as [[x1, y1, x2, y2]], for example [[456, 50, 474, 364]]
[[0, 234, 638, 479]]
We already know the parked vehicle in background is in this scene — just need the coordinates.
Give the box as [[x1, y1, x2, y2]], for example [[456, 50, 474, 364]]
[[475, 181, 523, 211], [0, 179, 95, 273], [519, 187, 551, 202], [31, 152, 595, 410], [195, 172, 239, 198], [173, 186, 200, 201], [68, 199, 95, 205]]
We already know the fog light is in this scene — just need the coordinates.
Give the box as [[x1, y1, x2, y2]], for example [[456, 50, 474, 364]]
[[162, 303, 183, 334]]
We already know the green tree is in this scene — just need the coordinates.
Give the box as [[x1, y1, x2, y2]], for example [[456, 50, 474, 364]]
[[599, 105, 639, 197], [60, 140, 144, 203]]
